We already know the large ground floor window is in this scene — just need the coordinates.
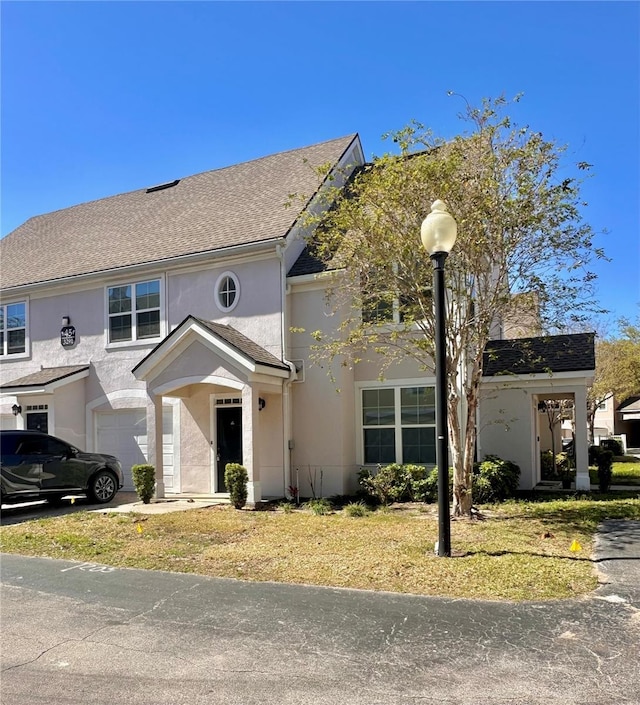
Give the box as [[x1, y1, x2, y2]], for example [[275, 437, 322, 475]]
[[361, 385, 436, 465]]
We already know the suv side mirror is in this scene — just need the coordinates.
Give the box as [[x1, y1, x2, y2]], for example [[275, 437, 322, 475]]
[[66, 447, 79, 459]]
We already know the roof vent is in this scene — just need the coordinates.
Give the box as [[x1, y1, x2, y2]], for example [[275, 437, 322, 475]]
[[146, 179, 180, 194]]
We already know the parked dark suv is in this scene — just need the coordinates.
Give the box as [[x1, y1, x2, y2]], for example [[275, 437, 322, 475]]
[[0, 430, 123, 506]]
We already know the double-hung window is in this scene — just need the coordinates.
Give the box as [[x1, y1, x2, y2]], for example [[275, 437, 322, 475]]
[[107, 279, 161, 343], [361, 385, 436, 465], [0, 301, 27, 356]]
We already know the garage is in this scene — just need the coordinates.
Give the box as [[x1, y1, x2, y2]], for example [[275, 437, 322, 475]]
[[95, 408, 174, 491]]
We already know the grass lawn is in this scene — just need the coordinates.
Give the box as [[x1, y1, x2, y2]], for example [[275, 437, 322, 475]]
[[589, 459, 640, 486], [2, 494, 638, 601]]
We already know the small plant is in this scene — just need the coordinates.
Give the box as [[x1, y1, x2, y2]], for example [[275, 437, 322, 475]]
[[597, 450, 614, 493], [344, 501, 369, 517], [305, 498, 332, 515], [224, 463, 248, 509], [287, 485, 299, 505], [131, 464, 155, 504], [281, 501, 294, 514], [555, 452, 575, 489]]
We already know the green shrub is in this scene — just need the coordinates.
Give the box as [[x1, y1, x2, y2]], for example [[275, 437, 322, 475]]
[[224, 463, 248, 509], [589, 445, 602, 465], [358, 463, 433, 504], [131, 464, 155, 504], [358, 464, 409, 504], [344, 501, 369, 517], [597, 450, 614, 493], [600, 438, 624, 456], [411, 467, 454, 503], [472, 455, 520, 504], [305, 498, 332, 515], [540, 450, 556, 479]]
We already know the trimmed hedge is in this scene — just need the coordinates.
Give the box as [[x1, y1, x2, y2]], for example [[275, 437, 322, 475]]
[[131, 464, 155, 504], [224, 463, 248, 509]]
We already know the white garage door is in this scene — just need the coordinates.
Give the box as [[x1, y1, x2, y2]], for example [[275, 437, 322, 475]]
[[96, 409, 174, 491]]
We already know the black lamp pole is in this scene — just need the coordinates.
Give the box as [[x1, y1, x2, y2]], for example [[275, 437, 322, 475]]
[[431, 251, 451, 557], [420, 199, 456, 558]]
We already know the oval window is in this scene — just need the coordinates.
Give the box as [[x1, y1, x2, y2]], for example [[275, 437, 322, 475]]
[[215, 272, 240, 312]]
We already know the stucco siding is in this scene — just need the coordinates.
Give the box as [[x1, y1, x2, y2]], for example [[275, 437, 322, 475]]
[[478, 386, 536, 489], [179, 388, 213, 494], [52, 379, 86, 450], [289, 285, 357, 496], [168, 258, 283, 359]]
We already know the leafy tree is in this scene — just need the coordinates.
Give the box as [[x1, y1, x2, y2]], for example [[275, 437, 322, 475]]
[[588, 314, 640, 441], [297, 94, 605, 516]]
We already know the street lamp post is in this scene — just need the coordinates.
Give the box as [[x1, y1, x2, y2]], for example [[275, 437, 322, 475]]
[[420, 200, 457, 557]]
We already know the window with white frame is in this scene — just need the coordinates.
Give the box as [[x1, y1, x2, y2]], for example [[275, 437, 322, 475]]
[[215, 272, 240, 312], [361, 385, 436, 465], [107, 279, 161, 343], [0, 301, 27, 356]]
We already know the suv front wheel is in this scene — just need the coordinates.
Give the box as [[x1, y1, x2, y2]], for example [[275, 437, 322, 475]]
[[87, 470, 118, 504]]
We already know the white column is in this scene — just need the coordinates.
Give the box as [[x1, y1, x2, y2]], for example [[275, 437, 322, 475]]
[[242, 385, 261, 505], [574, 386, 590, 491], [146, 391, 165, 499]]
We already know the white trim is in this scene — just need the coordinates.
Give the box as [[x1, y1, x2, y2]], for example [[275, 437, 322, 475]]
[[104, 274, 166, 349], [152, 374, 244, 397], [209, 393, 240, 494], [133, 318, 289, 383], [354, 378, 437, 467], [1, 367, 90, 397], [21, 395, 53, 434], [482, 370, 594, 386], [1, 240, 279, 299], [0, 296, 30, 360], [214, 271, 240, 313]]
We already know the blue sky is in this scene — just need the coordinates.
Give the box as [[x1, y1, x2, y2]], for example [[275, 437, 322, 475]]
[[2, 1, 638, 325]]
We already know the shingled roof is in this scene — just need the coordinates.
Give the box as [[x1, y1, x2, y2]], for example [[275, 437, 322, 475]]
[[483, 333, 595, 377], [193, 318, 289, 371], [0, 365, 90, 391], [1, 135, 358, 289]]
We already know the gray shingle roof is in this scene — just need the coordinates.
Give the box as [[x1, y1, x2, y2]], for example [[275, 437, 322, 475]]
[[194, 318, 289, 370], [483, 333, 595, 376], [288, 245, 329, 277], [1, 365, 90, 390], [1, 135, 358, 289]]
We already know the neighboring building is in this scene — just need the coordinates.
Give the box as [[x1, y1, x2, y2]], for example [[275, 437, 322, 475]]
[[0, 135, 595, 501], [593, 394, 640, 450]]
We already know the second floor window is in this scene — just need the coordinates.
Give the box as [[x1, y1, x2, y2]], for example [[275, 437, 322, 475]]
[[108, 279, 161, 343], [0, 301, 27, 356]]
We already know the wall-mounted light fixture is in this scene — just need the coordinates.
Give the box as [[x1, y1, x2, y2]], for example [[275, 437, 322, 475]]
[[258, 398, 266, 411], [62, 316, 71, 326], [12, 404, 22, 416]]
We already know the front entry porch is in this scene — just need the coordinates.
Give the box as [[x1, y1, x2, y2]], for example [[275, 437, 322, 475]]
[[132, 316, 293, 504]]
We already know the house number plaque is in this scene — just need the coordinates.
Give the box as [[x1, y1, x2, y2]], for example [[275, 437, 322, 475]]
[[61, 325, 76, 347]]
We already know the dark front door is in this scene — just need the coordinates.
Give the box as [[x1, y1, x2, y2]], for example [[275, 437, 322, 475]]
[[216, 407, 242, 492], [26, 412, 48, 433]]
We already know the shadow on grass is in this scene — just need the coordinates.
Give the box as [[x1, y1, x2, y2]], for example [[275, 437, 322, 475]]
[[459, 547, 640, 563]]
